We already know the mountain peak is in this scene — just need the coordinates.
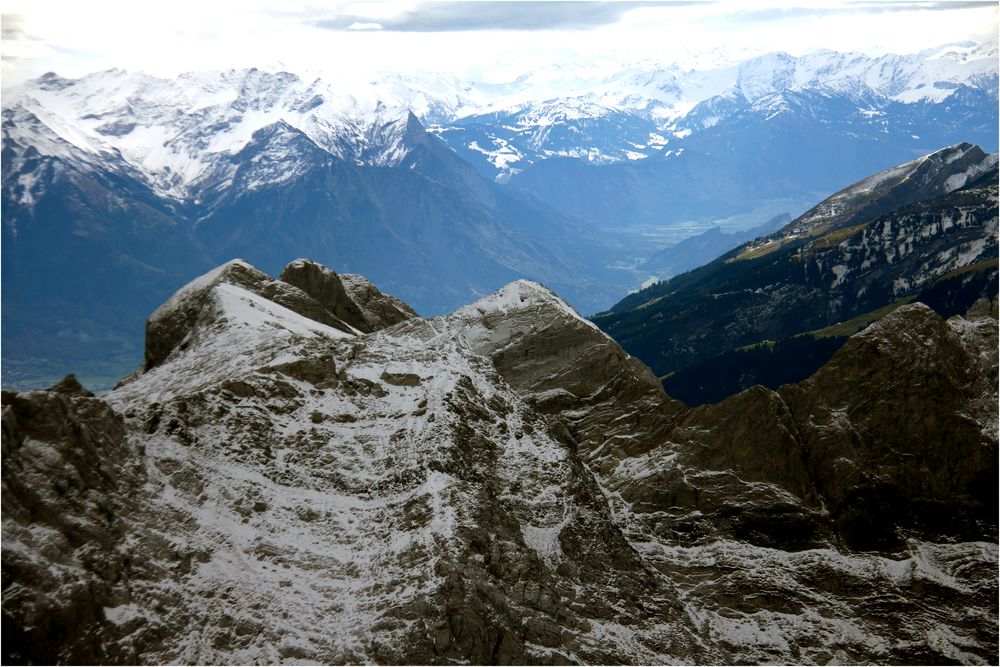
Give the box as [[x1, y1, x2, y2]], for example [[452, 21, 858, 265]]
[[402, 108, 431, 144], [141, 259, 355, 375], [458, 279, 589, 324], [35, 71, 73, 91]]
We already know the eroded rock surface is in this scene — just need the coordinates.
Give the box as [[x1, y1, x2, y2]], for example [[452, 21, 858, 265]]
[[279, 259, 372, 333], [2, 378, 142, 664], [339, 272, 418, 331], [3, 262, 996, 665], [446, 282, 999, 664]]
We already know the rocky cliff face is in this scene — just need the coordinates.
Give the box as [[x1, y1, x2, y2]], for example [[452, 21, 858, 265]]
[[3, 259, 996, 664], [455, 283, 998, 664], [2, 373, 152, 664]]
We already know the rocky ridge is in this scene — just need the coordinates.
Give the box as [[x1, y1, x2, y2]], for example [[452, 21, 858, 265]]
[[3, 259, 997, 664], [752, 143, 997, 246], [597, 145, 1000, 383]]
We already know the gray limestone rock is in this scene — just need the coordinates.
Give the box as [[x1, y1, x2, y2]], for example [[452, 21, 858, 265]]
[[2, 386, 142, 664], [279, 259, 372, 333], [2, 261, 996, 665], [339, 273, 418, 331]]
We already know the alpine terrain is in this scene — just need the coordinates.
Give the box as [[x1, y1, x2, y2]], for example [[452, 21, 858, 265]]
[[3, 256, 997, 664], [0, 70, 621, 389], [596, 143, 1000, 405], [2, 39, 998, 389]]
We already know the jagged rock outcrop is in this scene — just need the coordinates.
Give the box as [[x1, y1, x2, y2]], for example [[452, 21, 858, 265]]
[[450, 280, 688, 471], [2, 377, 143, 664], [338, 272, 418, 331], [45, 373, 94, 396], [3, 261, 996, 665], [623, 306, 997, 663], [435, 280, 999, 663], [780, 302, 998, 547], [279, 259, 373, 333], [617, 302, 999, 552]]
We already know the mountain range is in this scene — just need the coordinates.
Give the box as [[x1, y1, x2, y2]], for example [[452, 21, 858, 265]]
[[2, 34, 998, 666], [431, 41, 999, 179], [2, 41, 998, 389], [1, 74, 621, 389]]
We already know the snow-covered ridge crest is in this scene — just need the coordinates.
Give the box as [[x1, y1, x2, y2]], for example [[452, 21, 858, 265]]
[[457, 279, 591, 323], [2, 68, 423, 200], [733, 40, 998, 104], [779, 142, 998, 238], [3, 40, 995, 196], [445, 278, 663, 400], [453, 279, 605, 341], [148, 258, 258, 323], [137, 259, 356, 387]]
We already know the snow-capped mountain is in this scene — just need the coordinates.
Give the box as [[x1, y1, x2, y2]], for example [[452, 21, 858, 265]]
[[2, 68, 436, 202], [755, 142, 998, 245], [3, 42, 997, 664], [729, 41, 998, 105], [1, 66, 632, 392], [508, 79, 997, 233], [4, 40, 996, 196], [434, 40, 999, 179]]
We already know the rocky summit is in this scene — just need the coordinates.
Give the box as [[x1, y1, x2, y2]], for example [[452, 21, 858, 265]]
[[2, 259, 997, 665]]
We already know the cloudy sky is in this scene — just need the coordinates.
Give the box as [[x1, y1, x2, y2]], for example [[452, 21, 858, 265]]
[[2, 0, 997, 86]]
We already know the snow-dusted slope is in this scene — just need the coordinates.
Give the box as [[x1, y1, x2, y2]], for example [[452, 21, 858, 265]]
[[2, 69, 428, 200], [3, 258, 997, 664], [742, 142, 1000, 249], [4, 40, 996, 190], [81, 261, 709, 664]]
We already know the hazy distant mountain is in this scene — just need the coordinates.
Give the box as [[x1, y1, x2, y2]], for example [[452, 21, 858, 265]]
[[488, 43, 997, 232], [426, 41, 999, 181], [640, 213, 791, 280], [508, 83, 998, 231]]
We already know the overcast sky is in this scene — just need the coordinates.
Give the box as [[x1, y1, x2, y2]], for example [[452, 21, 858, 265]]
[[2, 0, 997, 87]]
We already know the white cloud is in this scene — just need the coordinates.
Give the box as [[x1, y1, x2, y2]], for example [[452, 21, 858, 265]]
[[1, 0, 996, 88]]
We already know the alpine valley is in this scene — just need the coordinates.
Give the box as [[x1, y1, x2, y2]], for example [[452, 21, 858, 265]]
[[2, 40, 998, 388], [596, 142, 999, 405], [1, 35, 998, 667]]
